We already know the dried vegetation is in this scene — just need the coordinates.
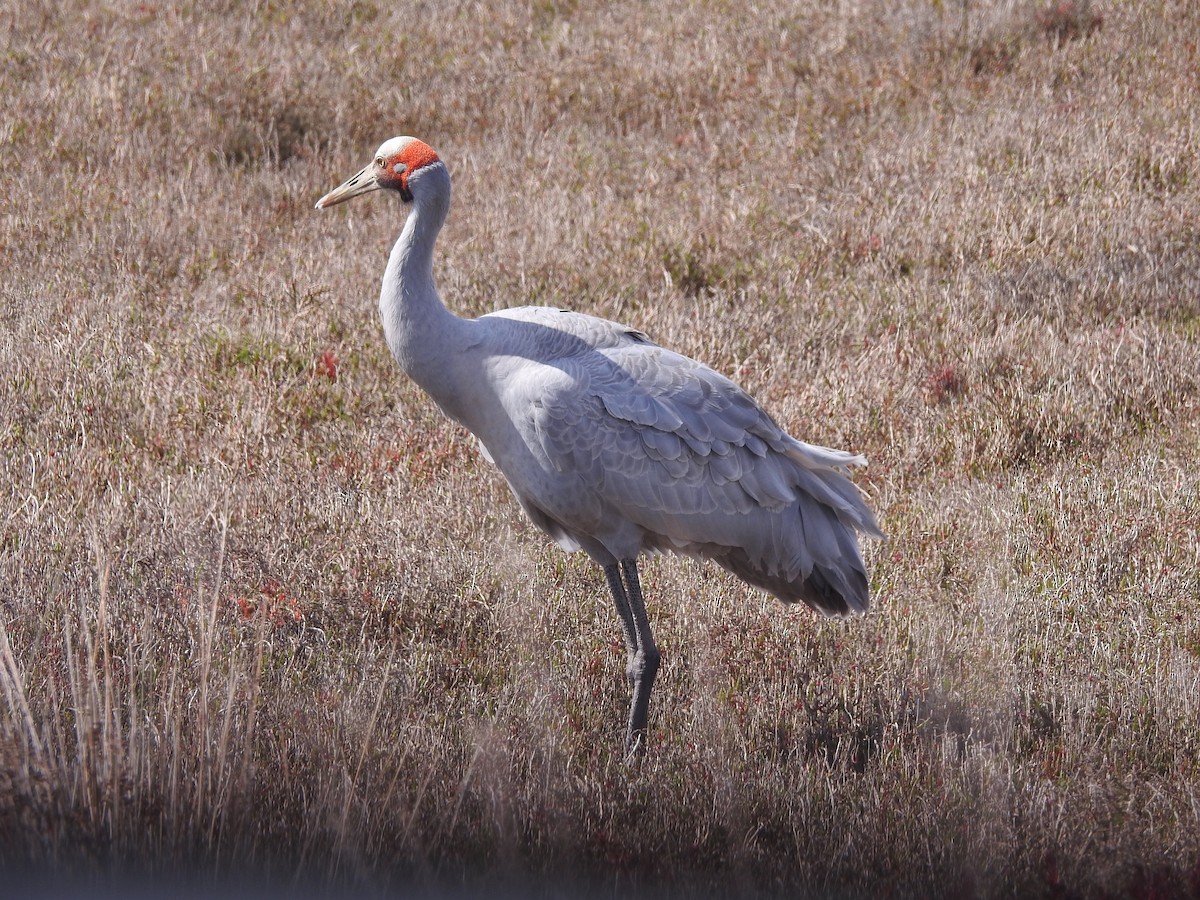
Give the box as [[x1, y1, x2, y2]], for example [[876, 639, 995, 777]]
[[2, 0, 1199, 897]]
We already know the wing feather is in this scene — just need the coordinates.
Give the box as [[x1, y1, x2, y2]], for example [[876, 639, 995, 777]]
[[522, 327, 854, 525]]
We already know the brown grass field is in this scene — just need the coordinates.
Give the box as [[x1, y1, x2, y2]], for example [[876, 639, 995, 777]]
[[2, 0, 1199, 896]]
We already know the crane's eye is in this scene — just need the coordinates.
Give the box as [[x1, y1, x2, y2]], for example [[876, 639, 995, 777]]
[[375, 156, 385, 168]]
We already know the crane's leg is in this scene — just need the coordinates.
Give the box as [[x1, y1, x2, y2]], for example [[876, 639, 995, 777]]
[[603, 563, 639, 676], [621, 559, 660, 757], [603, 560, 660, 758]]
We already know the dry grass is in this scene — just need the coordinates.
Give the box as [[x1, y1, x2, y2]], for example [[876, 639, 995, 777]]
[[2, 0, 1199, 896]]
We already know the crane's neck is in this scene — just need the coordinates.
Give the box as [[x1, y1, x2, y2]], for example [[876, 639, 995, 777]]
[[378, 166, 463, 386]]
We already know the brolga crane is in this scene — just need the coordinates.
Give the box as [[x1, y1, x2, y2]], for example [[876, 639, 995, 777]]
[[316, 137, 882, 758]]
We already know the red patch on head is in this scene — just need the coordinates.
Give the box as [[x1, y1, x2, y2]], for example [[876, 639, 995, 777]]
[[399, 139, 439, 173], [391, 139, 440, 195]]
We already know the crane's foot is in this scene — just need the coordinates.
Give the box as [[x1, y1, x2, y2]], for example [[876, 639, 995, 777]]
[[623, 728, 648, 764]]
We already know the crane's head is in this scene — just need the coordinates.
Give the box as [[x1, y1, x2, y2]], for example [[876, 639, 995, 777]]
[[315, 137, 442, 209]]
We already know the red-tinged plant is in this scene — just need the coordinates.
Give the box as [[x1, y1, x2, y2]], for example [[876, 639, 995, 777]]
[[925, 364, 965, 405], [315, 349, 339, 382], [231, 579, 304, 627]]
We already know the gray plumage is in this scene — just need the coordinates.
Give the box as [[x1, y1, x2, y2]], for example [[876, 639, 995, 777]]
[[317, 137, 883, 757]]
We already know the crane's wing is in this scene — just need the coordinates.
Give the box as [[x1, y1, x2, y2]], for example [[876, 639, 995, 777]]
[[537, 331, 877, 525], [490, 308, 881, 614]]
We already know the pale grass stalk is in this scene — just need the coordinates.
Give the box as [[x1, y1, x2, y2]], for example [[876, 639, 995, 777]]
[[166, 663, 182, 843], [211, 656, 241, 855], [195, 510, 229, 841], [62, 616, 94, 822], [235, 602, 271, 801], [335, 645, 396, 866], [0, 619, 45, 763], [444, 736, 486, 852], [87, 529, 120, 838]]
